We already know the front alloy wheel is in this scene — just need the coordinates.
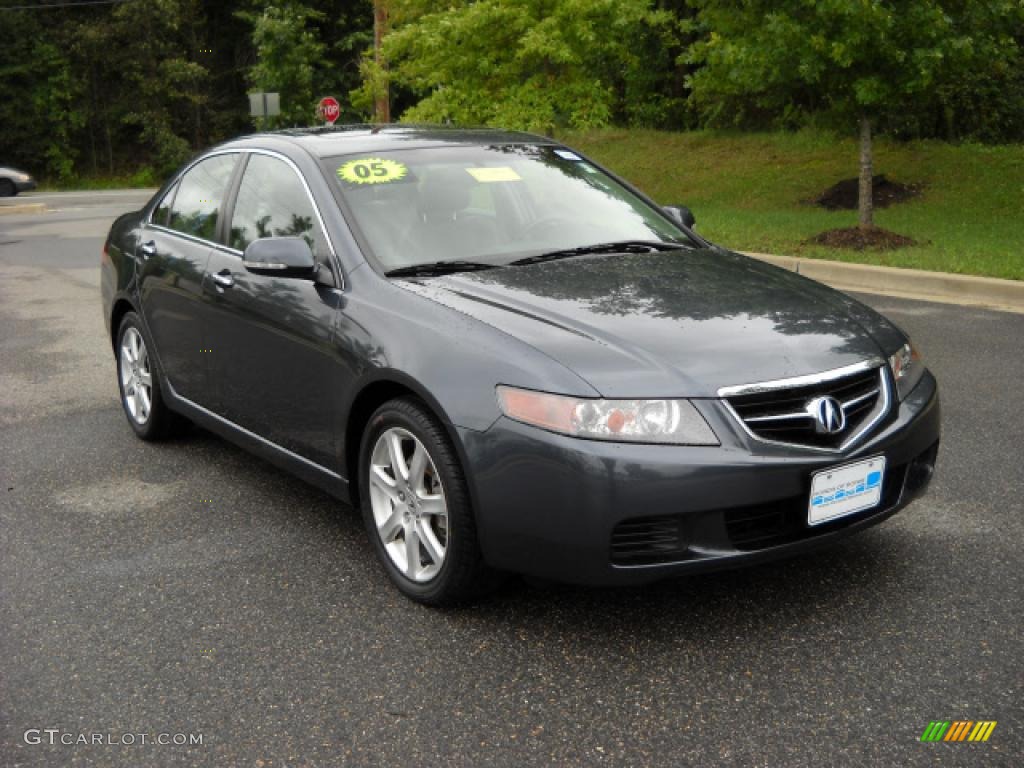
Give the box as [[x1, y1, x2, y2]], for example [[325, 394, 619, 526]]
[[369, 427, 449, 582], [358, 397, 499, 604]]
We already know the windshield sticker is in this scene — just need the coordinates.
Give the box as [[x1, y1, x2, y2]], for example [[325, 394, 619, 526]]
[[554, 149, 582, 161], [337, 157, 408, 185], [465, 167, 522, 183]]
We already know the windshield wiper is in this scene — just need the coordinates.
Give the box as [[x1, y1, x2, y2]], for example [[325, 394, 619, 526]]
[[385, 260, 498, 278], [508, 240, 686, 267]]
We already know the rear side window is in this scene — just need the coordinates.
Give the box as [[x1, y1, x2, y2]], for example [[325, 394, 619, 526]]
[[152, 181, 178, 227], [229, 154, 325, 256], [168, 154, 238, 242]]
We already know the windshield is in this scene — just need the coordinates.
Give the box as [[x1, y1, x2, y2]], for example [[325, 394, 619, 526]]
[[327, 144, 693, 272]]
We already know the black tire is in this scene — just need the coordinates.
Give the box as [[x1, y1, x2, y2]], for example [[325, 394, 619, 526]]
[[358, 396, 499, 605], [0, 179, 16, 197], [115, 311, 187, 440]]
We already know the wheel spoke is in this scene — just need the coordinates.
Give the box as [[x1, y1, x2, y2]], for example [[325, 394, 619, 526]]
[[138, 370, 152, 387], [387, 432, 408, 481], [377, 507, 403, 542], [407, 444, 429, 492], [417, 520, 445, 565], [370, 465, 398, 499], [138, 385, 151, 413], [417, 495, 446, 519], [134, 392, 147, 420], [403, 525, 420, 578], [130, 330, 141, 361]]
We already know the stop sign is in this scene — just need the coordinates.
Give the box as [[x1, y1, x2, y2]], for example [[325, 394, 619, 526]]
[[317, 97, 341, 125]]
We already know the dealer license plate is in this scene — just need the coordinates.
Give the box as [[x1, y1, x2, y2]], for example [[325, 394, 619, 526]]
[[808, 456, 886, 526]]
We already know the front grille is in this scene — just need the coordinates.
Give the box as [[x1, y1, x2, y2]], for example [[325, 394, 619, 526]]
[[725, 366, 887, 450], [610, 516, 687, 566], [724, 463, 906, 550]]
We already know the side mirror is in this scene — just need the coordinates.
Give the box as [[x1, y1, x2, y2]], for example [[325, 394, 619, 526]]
[[663, 204, 696, 230], [242, 237, 316, 276]]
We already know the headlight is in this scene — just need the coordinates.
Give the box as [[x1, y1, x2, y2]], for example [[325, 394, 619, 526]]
[[888, 341, 924, 400], [496, 386, 719, 445], [15, 172, 30, 182]]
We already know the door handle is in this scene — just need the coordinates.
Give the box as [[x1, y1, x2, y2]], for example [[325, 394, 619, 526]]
[[211, 271, 235, 289], [139, 241, 157, 260]]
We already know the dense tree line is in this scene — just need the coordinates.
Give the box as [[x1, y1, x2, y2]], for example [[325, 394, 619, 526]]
[[0, 0, 370, 181], [0, 0, 1021, 183]]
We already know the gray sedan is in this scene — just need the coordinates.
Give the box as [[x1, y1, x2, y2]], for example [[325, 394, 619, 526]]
[[100, 126, 940, 604], [0, 165, 36, 196]]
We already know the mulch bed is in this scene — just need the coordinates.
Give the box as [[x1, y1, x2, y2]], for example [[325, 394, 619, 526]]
[[812, 174, 922, 210], [807, 227, 918, 251]]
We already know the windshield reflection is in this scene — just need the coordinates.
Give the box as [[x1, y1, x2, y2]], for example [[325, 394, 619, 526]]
[[331, 144, 691, 271]]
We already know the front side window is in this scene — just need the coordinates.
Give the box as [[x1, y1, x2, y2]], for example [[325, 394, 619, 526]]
[[229, 154, 325, 256], [168, 153, 237, 242], [328, 144, 692, 271]]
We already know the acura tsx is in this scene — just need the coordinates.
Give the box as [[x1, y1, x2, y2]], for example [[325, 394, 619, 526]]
[[100, 126, 940, 604]]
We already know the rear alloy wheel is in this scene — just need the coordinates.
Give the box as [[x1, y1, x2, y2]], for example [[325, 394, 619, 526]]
[[359, 397, 498, 604], [120, 326, 153, 426], [116, 312, 186, 440]]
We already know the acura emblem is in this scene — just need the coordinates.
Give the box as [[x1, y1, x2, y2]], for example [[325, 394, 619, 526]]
[[807, 395, 846, 435]]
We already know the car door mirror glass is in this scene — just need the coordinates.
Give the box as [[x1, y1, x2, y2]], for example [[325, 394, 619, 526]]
[[663, 204, 696, 230], [242, 237, 316, 276]]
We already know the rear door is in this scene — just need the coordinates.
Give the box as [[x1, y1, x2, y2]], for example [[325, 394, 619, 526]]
[[137, 153, 238, 404], [202, 152, 343, 467]]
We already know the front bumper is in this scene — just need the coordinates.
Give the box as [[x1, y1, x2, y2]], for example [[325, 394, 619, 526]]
[[460, 371, 940, 586], [15, 179, 36, 193]]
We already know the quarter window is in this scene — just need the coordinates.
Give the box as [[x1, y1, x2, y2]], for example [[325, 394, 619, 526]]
[[229, 154, 325, 255], [168, 154, 237, 242], [152, 181, 178, 227]]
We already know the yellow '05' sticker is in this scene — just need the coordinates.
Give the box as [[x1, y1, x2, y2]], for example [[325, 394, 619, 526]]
[[337, 157, 408, 185]]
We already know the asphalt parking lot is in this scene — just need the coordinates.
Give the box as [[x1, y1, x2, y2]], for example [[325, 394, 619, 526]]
[[1, 192, 1021, 767]]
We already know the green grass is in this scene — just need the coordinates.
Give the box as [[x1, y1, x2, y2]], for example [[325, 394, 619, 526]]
[[565, 129, 1024, 281], [35, 168, 160, 192]]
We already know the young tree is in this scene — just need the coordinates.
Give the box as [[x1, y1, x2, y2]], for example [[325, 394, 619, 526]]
[[688, 0, 1021, 230], [373, 0, 391, 122]]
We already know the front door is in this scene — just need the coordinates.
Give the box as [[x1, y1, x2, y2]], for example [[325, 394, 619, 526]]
[[202, 153, 342, 468]]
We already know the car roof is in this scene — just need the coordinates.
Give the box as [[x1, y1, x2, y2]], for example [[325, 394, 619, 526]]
[[222, 124, 558, 159]]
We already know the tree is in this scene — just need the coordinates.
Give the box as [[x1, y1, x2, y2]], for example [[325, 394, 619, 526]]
[[687, 0, 1022, 230], [370, 0, 679, 133], [239, 2, 327, 128]]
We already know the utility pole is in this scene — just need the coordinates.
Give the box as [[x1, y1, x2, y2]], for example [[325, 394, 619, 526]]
[[373, 0, 390, 123]]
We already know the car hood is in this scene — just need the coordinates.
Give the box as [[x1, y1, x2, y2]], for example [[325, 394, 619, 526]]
[[408, 248, 904, 398]]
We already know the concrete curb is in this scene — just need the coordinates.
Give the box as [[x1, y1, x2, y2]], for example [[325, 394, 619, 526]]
[[744, 252, 1024, 314], [0, 202, 47, 216]]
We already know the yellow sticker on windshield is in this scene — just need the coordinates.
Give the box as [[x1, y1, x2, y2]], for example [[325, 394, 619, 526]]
[[337, 157, 408, 185], [465, 167, 521, 183]]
